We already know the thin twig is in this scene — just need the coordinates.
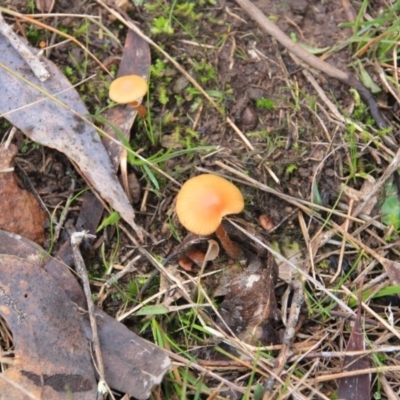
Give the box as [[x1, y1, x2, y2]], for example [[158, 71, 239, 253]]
[[330, 198, 353, 283], [104, 255, 140, 288], [71, 231, 111, 399], [0, 375, 38, 400], [3, 126, 17, 149], [263, 279, 304, 398], [53, 180, 76, 243]]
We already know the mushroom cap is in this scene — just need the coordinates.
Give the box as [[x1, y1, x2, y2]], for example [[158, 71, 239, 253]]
[[176, 174, 244, 235], [109, 75, 148, 104]]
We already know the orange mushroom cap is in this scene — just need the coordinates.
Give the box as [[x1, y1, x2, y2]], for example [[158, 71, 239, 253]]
[[176, 174, 244, 235], [109, 75, 148, 104]]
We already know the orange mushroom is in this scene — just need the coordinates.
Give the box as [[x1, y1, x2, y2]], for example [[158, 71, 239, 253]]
[[108, 74, 148, 117], [176, 174, 244, 259]]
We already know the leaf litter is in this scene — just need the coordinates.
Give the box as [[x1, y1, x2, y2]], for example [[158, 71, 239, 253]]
[[0, 16, 171, 399], [0, 229, 171, 399], [2, 1, 400, 399], [0, 33, 143, 239], [0, 254, 97, 400]]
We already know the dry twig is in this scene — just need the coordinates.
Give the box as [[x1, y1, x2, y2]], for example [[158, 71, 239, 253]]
[[263, 279, 304, 399], [71, 231, 113, 400]]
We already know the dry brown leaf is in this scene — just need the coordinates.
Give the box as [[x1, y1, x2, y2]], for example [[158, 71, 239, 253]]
[[0, 254, 97, 400], [161, 265, 192, 307], [337, 301, 371, 400], [0, 230, 171, 399], [271, 240, 305, 282], [341, 176, 377, 215], [0, 144, 46, 244]]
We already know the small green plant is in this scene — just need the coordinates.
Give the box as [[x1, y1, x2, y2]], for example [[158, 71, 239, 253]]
[[27, 0, 35, 12], [157, 85, 169, 105], [381, 182, 400, 231], [286, 163, 298, 174], [348, 285, 400, 308], [25, 24, 42, 44], [64, 65, 74, 78], [123, 279, 143, 301], [100, 225, 120, 274], [192, 60, 216, 84], [150, 59, 168, 78], [94, 114, 216, 190], [149, 60, 172, 106], [20, 138, 40, 153], [97, 211, 121, 232], [175, 2, 202, 20], [151, 16, 174, 35], [342, 0, 400, 62], [256, 97, 276, 110]]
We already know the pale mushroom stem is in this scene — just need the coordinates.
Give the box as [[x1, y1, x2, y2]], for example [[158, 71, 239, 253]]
[[215, 223, 243, 260]]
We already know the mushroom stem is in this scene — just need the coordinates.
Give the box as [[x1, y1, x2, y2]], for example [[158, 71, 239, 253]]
[[129, 101, 147, 117], [215, 224, 243, 260]]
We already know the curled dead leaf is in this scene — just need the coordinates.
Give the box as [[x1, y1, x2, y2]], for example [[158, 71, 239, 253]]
[[0, 144, 46, 244]]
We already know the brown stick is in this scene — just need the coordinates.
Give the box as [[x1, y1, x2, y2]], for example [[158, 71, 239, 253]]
[[234, 0, 388, 129]]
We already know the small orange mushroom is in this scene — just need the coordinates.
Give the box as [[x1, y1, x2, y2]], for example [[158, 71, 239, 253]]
[[176, 174, 244, 259], [108, 74, 148, 117]]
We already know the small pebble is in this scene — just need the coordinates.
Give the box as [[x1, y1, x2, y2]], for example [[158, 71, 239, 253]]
[[259, 214, 275, 231]]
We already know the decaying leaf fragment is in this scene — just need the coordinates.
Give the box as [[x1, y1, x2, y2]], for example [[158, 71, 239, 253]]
[[35, 0, 55, 13], [337, 301, 371, 400], [0, 254, 97, 400], [0, 144, 46, 244], [218, 254, 280, 345]]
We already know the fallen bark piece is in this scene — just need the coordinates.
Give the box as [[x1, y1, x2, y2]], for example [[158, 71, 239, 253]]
[[0, 144, 46, 244], [0, 254, 97, 400], [0, 229, 171, 399]]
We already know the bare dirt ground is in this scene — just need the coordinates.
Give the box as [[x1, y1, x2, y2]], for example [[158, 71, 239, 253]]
[[1, 0, 400, 399]]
